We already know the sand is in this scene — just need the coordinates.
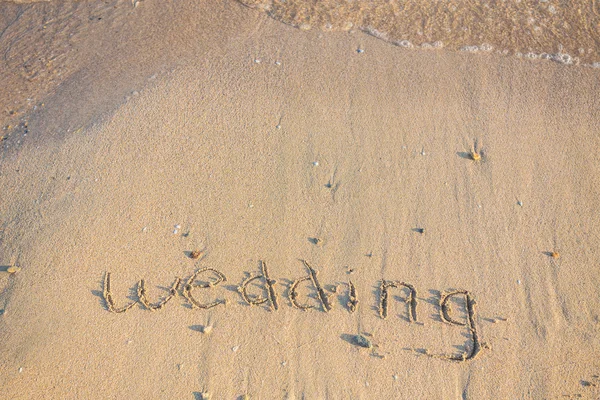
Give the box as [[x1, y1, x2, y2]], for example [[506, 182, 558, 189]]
[[1, 0, 600, 399]]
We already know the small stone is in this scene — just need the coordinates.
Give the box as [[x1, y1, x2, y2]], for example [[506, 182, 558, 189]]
[[517, 200, 523, 207], [312, 161, 319, 166], [275, 125, 281, 129], [356, 48, 364, 53], [7, 266, 21, 274], [190, 250, 204, 260], [354, 334, 372, 349], [470, 151, 481, 161], [254, 59, 261, 64], [550, 251, 560, 259], [308, 237, 322, 246], [232, 345, 239, 352], [18, 367, 23, 373], [274, 61, 281, 66], [517, 279, 521, 285], [201, 325, 213, 335], [199, 392, 211, 400], [393, 375, 399, 381]]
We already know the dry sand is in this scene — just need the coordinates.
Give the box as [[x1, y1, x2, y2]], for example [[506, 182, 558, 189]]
[[1, 0, 600, 399]]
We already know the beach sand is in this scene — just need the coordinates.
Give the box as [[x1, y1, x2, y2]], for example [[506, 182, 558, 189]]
[[0, 0, 599, 399]]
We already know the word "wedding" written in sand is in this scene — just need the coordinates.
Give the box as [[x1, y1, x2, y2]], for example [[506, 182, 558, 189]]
[[101, 259, 483, 361]]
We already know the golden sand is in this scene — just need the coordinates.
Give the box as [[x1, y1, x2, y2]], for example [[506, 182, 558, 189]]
[[0, 0, 599, 398]]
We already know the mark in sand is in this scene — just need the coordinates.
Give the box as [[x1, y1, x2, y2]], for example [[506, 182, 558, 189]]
[[378, 280, 418, 322], [238, 260, 279, 311], [137, 277, 181, 311], [182, 268, 227, 309], [436, 290, 481, 361]]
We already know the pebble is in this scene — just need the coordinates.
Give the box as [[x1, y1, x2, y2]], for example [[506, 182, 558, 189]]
[[517, 200, 523, 207], [354, 334, 373, 349], [309, 237, 323, 246], [393, 375, 399, 381], [356, 48, 364, 53], [312, 161, 319, 166], [275, 125, 281, 129], [232, 345, 239, 352], [517, 279, 521, 285], [18, 367, 23, 373], [199, 392, 211, 400], [201, 325, 213, 335], [190, 250, 204, 260], [274, 61, 281, 66], [254, 59, 261, 64]]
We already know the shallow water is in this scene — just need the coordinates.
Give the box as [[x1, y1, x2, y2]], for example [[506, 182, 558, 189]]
[[238, 0, 600, 67]]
